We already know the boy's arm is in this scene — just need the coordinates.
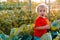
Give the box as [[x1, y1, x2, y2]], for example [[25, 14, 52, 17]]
[[35, 18, 50, 30], [35, 25, 50, 30]]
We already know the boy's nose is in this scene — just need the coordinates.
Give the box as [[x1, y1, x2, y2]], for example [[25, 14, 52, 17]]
[[41, 12, 45, 14]]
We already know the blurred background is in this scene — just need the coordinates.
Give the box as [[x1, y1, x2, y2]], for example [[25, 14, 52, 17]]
[[0, 0, 60, 40]]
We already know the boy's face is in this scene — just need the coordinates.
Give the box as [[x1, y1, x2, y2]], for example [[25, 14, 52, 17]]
[[38, 7, 47, 16]]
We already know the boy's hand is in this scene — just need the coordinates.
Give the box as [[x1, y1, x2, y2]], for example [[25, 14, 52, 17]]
[[35, 25, 50, 30], [46, 25, 50, 29]]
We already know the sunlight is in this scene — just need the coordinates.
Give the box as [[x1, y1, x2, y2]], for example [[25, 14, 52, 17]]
[[19, 0, 24, 2], [32, 0, 41, 3], [0, 0, 56, 3], [0, 0, 7, 2], [45, 0, 56, 3], [32, 0, 56, 3]]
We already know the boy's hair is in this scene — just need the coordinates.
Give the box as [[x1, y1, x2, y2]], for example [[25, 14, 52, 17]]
[[36, 4, 48, 13]]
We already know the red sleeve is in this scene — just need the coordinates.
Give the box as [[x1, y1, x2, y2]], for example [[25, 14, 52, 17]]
[[35, 19, 41, 27], [35, 17, 47, 27]]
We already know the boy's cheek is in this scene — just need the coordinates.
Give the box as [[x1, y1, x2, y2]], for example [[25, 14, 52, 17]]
[[37, 12, 41, 15], [39, 12, 46, 13], [40, 13, 46, 15], [37, 12, 46, 15]]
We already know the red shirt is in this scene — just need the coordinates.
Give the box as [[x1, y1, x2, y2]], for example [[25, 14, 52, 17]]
[[34, 16, 48, 37]]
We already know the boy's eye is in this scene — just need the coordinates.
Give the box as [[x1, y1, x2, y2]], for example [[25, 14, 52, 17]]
[[39, 10, 46, 12], [40, 10, 42, 12], [43, 10, 45, 12]]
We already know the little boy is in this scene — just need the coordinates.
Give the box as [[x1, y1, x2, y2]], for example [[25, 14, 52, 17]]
[[34, 4, 50, 40]]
